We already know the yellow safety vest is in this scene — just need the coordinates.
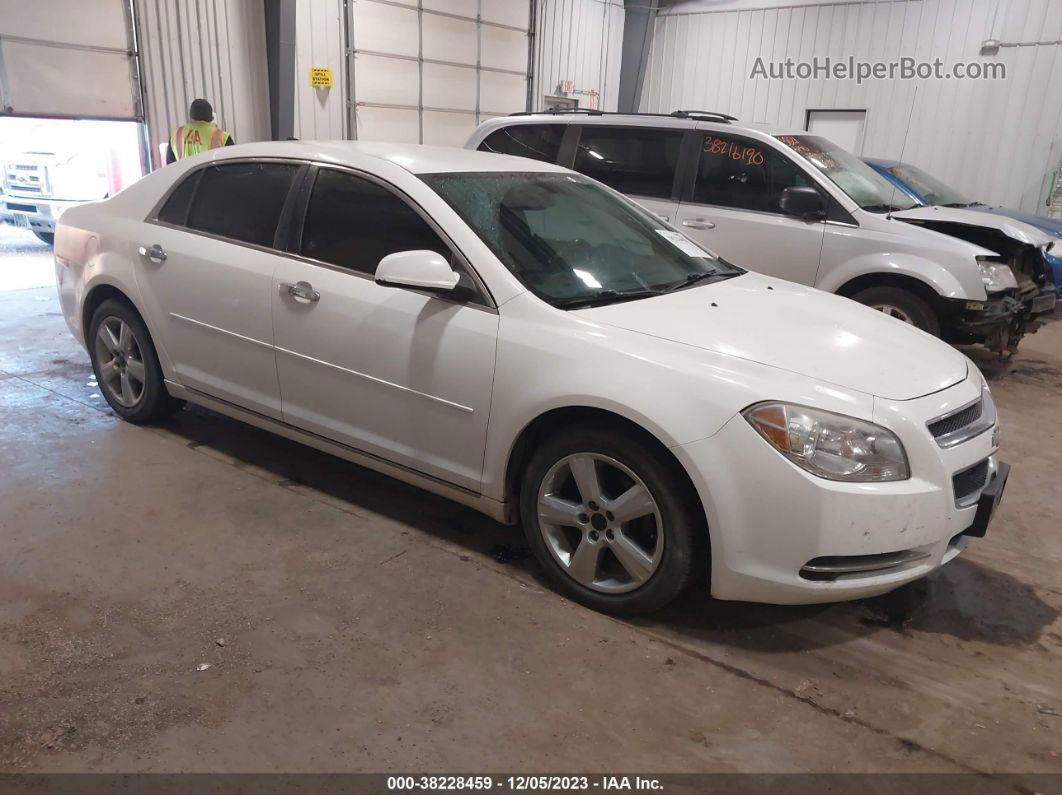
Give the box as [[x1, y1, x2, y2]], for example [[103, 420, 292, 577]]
[[170, 120, 230, 159]]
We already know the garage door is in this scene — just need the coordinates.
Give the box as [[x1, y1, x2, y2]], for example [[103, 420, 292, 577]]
[[351, 0, 530, 145], [0, 0, 139, 120]]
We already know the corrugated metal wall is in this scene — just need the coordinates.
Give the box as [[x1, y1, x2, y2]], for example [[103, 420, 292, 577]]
[[136, 0, 270, 169], [643, 0, 1062, 213], [532, 0, 624, 111], [293, 0, 347, 140]]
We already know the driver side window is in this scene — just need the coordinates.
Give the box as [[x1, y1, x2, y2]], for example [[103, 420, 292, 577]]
[[693, 133, 815, 214], [300, 168, 452, 275]]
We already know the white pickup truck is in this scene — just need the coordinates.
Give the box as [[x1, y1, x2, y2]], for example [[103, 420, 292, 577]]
[[0, 120, 141, 245]]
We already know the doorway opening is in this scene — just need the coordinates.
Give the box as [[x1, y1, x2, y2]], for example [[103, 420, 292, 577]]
[[0, 117, 143, 290], [804, 109, 868, 155]]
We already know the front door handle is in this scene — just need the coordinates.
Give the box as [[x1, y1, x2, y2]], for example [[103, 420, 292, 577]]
[[280, 280, 320, 303], [681, 218, 716, 230], [138, 244, 167, 263], [655, 213, 670, 223]]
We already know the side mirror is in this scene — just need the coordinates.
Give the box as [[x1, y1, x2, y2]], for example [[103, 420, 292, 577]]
[[780, 186, 826, 219], [375, 250, 460, 293]]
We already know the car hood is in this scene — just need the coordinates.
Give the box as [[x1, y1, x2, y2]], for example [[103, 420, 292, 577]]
[[576, 273, 968, 401], [890, 206, 1055, 248], [968, 205, 1062, 240]]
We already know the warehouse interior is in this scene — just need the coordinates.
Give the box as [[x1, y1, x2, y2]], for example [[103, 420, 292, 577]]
[[1, 0, 1061, 787]]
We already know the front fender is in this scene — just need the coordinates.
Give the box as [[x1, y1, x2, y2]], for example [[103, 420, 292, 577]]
[[816, 251, 984, 301]]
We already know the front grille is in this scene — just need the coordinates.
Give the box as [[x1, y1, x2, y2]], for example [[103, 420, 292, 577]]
[[928, 399, 983, 439], [953, 459, 989, 505], [3, 162, 48, 197]]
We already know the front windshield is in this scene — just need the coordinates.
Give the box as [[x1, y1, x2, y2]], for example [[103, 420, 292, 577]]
[[886, 163, 973, 207], [422, 172, 743, 307], [775, 135, 919, 213]]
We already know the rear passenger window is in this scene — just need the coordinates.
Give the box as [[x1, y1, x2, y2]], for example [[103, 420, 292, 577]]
[[572, 126, 683, 199], [186, 162, 298, 247], [479, 124, 564, 163], [156, 170, 201, 226], [300, 168, 450, 275], [694, 134, 815, 213]]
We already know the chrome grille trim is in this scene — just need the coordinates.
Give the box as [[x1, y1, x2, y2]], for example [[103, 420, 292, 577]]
[[926, 388, 996, 449], [799, 549, 932, 581]]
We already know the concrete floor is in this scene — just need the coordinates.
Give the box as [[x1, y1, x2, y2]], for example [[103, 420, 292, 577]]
[[1, 263, 1060, 774], [0, 226, 53, 291]]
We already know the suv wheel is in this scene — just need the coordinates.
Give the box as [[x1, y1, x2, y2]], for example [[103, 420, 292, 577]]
[[88, 298, 184, 423], [852, 286, 940, 335], [519, 426, 705, 615]]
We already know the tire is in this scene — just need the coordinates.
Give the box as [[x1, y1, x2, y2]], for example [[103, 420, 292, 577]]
[[851, 285, 940, 336], [33, 231, 55, 246], [519, 425, 706, 615], [87, 298, 184, 423]]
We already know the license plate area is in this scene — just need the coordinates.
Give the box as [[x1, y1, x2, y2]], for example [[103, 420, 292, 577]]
[[12, 214, 30, 228], [964, 461, 1009, 538]]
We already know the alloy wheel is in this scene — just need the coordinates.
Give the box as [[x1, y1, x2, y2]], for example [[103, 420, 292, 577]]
[[94, 316, 147, 407], [536, 453, 663, 594], [872, 304, 915, 325]]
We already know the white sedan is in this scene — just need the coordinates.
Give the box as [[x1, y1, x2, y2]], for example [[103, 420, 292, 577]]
[[54, 141, 1007, 614]]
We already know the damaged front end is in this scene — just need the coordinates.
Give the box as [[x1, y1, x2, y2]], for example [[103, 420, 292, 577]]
[[899, 217, 1057, 356]]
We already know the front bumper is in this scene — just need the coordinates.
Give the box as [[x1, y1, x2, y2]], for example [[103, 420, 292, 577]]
[[674, 373, 1001, 604], [948, 286, 1056, 353], [0, 196, 84, 233], [1047, 253, 1062, 297]]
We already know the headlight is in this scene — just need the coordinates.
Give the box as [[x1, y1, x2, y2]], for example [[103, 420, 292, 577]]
[[976, 256, 1018, 292], [743, 402, 909, 482]]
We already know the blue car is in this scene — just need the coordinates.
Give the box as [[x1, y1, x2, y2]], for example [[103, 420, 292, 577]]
[[865, 158, 1062, 296]]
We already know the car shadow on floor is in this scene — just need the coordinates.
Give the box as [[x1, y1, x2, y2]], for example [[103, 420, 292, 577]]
[[159, 402, 1057, 654]]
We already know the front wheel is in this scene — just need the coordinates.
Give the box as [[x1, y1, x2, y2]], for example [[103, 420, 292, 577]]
[[851, 286, 940, 336], [33, 230, 55, 246], [88, 298, 184, 423], [519, 426, 705, 615]]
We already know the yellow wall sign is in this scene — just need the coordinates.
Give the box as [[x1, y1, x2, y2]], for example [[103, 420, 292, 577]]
[[309, 67, 333, 88]]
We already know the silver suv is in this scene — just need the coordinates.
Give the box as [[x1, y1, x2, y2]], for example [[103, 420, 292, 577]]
[[466, 110, 1056, 355]]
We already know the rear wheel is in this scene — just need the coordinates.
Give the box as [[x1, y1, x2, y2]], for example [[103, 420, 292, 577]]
[[88, 298, 184, 423], [851, 285, 940, 336], [519, 426, 705, 615], [33, 231, 55, 246]]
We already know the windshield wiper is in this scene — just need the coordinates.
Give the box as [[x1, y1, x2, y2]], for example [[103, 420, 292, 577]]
[[942, 202, 972, 208], [552, 288, 663, 310], [664, 271, 737, 292], [863, 203, 907, 213]]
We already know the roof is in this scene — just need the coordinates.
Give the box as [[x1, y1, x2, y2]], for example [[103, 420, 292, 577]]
[[202, 139, 569, 175], [472, 112, 803, 138]]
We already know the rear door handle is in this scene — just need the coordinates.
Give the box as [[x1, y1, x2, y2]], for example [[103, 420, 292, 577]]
[[655, 213, 670, 223], [681, 218, 715, 230], [280, 280, 320, 303], [138, 244, 167, 263]]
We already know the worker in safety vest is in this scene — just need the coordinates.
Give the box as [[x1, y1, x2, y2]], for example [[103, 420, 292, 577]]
[[165, 98, 235, 164]]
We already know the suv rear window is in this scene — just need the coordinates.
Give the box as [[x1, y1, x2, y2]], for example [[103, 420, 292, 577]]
[[478, 124, 564, 163], [185, 162, 298, 247], [572, 126, 683, 200]]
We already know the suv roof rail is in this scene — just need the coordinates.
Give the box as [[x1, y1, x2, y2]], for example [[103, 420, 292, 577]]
[[670, 110, 738, 122], [508, 109, 607, 117], [505, 109, 739, 123]]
